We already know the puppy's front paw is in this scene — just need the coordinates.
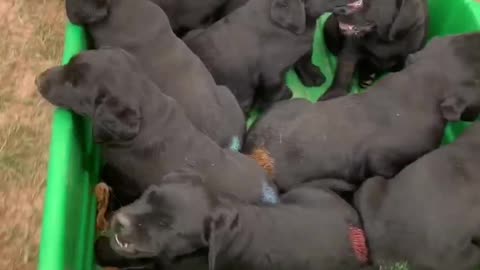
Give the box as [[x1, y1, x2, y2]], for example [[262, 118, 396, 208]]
[[295, 64, 326, 87], [359, 73, 376, 88], [95, 183, 112, 232]]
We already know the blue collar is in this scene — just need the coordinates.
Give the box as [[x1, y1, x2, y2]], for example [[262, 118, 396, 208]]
[[261, 181, 280, 204]]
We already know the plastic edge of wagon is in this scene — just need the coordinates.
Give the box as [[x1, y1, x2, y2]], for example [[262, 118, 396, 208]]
[[38, 24, 101, 270]]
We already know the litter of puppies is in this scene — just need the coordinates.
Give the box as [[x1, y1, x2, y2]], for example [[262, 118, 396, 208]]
[[37, 0, 480, 269]]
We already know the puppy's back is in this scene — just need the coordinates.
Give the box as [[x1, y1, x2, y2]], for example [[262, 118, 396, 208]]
[[88, 0, 246, 148], [230, 185, 363, 270], [356, 124, 480, 270]]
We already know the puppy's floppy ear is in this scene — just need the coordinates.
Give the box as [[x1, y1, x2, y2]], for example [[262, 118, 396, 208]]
[[162, 168, 206, 185], [202, 207, 240, 270], [440, 96, 468, 122], [270, 0, 307, 34], [388, 0, 420, 41], [354, 176, 388, 220], [93, 88, 141, 143]]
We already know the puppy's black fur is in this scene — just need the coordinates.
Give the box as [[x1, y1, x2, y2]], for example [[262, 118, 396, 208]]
[[37, 48, 273, 204], [355, 122, 480, 270], [107, 175, 364, 270], [296, 0, 429, 100], [149, 0, 230, 37], [183, 0, 355, 113], [95, 236, 209, 269], [216, 0, 249, 17], [65, 0, 245, 148], [244, 33, 480, 192], [66, 0, 239, 37]]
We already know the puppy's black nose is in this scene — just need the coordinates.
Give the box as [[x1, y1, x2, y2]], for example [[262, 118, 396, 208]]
[[111, 212, 132, 235], [35, 71, 48, 91], [333, 6, 349, 15]]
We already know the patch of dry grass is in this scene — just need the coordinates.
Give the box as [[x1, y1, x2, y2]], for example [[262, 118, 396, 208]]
[[0, 0, 65, 269]]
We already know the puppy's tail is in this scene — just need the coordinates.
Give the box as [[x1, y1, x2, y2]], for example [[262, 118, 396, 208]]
[[249, 147, 275, 177]]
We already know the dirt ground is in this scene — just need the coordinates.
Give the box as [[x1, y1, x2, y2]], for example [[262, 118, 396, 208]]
[[0, 0, 65, 269]]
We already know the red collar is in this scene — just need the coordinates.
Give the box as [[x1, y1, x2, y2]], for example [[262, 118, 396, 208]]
[[349, 225, 370, 265]]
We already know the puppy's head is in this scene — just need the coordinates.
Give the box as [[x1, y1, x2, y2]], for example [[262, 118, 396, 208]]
[[66, 0, 110, 25], [411, 33, 480, 122], [107, 169, 216, 260], [36, 48, 142, 143], [331, 0, 376, 37], [270, 0, 354, 34]]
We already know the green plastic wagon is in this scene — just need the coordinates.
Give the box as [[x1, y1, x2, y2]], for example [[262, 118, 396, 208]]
[[37, 0, 480, 269]]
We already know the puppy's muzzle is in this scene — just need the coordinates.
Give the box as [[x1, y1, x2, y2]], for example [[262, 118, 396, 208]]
[[338, 22, 375, 37], [35, 70, 50, 95], [36, 66, 63, 98], [110, 212, 136, 253]]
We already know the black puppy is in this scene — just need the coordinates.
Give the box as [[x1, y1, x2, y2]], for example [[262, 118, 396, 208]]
[[67, 0, 238, 37], [296, 0, 429, 100], [36, 48, 278, 205], [66, 0, 245, 149], [183, 0, 355, 113], [106, 173, 370, 270], [149, 0, 233, 37], [95, 236, 209, 270], [216, 0, 249, 16], [355, 122, 480, 270], [244, 32, 480, 192]]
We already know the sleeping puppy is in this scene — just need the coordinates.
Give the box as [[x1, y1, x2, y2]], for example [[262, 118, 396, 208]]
[[296, 0, 429, 100], [148, 0, 231, 37], [36, 48, 278, 205], [244, 32, 480, 192], [95, 236, 209, 269], [183, 0, 355, 113], [67, 0, 229, 37], [65, 0, 245, 149], [105, 174, 369, 270], [216, 0, 249, 17], [355, 122, 480, 270]]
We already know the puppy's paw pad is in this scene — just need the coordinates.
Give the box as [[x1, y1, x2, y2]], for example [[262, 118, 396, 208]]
[[95, 183, 111, 232], [360, 80, 374, 88], [359, 74, 376, 88]]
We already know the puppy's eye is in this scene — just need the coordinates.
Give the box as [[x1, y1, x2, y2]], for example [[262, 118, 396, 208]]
[[157, 219, 171, 228], [63, 62, 90, 87], [63, 68, 82, 87]]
